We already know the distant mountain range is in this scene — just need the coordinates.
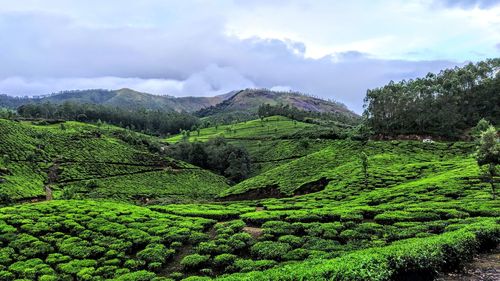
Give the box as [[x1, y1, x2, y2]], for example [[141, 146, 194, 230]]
[[0, 88, 358, 118], [0, 88, 232, 112]]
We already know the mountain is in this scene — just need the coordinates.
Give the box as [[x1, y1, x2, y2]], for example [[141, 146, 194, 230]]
[[0, 88, 234, 112], [196, 88, 359, 118]]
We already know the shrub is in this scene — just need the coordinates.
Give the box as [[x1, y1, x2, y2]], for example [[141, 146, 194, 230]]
[[45, 253, 71, 266], [0, 270, 14, 281], [278, 235, 304, 248], [148, 262, 162, 272], [180, 254, 210, 271], [137, 243, 174, 263], [39, 275, 57, 281], [213, 253, 237, 268], [250, 241, 291, 260], [57, 237, 93, 258], [95, 266, 118, 278], [114, 270, 156, 281], [233, 259, 277, 272], [283, 248, 311, 261], [58, 259, 97, 275], [9, 258, 53, 279], [240, 212, 282, 226], [196, 242, 232, 255], [124, 259, 145, 270], [261, 221, 295, 236]]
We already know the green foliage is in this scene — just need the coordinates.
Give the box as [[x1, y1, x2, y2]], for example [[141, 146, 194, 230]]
[[137, 243, 174, 263], [180, 254, 210, 271], [476, 125, 499, 198], [250, 241, 291, 260], [213, 254, 237, 268], [166, 137, 251, 183], [17, 101, 199, 136], [364, 59, 500, 137], [0, 119, 230, 202]]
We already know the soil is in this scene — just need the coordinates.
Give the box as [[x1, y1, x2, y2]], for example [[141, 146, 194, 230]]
[[242, 226, 263, 238], [436, 246, 499, 281]]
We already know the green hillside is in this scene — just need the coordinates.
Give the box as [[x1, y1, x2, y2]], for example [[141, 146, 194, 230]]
[[0, 139, 497, 280], [219, 140, 479, 198], [0, 119, 229, 203], [0, 62, 499, 280], [166, 116, 317, 142], [165, 116, 340, 175]]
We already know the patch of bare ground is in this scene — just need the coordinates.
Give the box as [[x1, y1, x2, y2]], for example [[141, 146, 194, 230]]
[[437, 246, 499, 281], [243, 226, 263, 238]]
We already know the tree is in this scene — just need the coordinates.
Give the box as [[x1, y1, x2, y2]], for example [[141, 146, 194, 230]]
[[360, 152, 369, 188], [476, 126, 499, 199], [363, 59, 500, 137], [472, 118, 491, 137]]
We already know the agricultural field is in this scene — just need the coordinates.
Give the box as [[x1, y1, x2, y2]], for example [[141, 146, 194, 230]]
[[165, 116, 339, 175], [1, 117, 498, 280], [165, 116, 318, 143], [0, 119, 229, 203]]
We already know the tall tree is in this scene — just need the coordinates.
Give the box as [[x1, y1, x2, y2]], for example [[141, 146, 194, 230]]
[[476, 126, 499, 199]]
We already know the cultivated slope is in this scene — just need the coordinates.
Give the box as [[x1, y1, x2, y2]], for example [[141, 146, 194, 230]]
[[165, 116, 339, 175], [0, 119, 229, 202], [0, 139, 497, 280]]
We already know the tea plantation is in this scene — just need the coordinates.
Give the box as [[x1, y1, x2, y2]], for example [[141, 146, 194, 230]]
[[165, 116, 338, 175], [0, 119, 229, 203], [0, 117, 498, 280]]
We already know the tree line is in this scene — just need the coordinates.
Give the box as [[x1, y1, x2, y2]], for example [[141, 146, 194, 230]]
[[16, 102, 199, 136], [165, 137, 251, 183], [257, 104, 359, 126], [363, 59, 500, 137]]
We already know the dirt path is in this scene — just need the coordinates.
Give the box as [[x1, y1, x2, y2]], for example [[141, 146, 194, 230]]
[[437, 246, 499, 281], [45, 186, 53, 200], [43, 162, 60, 201]]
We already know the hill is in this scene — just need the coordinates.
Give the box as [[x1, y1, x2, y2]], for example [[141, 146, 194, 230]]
[[364, 59, 500, 138], [196, 88, 359, 122], [0, 119, 230, 203], [0, 88, 234, 112], [165, 116, 343, 175], [0, 138, 497, 280]]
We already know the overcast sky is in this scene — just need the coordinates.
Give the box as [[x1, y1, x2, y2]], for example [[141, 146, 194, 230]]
[[0, 0, 499, 112]]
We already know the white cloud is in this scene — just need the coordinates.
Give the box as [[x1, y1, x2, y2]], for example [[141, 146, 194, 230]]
[[0, 0, 498, 113]]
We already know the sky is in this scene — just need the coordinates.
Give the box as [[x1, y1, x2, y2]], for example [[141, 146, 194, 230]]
[[0, 0, 499, 113]]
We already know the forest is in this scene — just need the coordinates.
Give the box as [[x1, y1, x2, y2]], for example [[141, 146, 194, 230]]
[[16, 102, 200, 136], [364, 59, 500, 137]]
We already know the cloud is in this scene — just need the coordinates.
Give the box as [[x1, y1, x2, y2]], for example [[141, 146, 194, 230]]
[[439, 0, 500, 9], [0, 65, 255, 98], [0, 2, 493, 113]]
